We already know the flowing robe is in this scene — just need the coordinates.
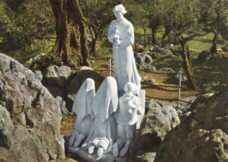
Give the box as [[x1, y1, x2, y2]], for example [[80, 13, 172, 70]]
[[72, 78, 95, 137], [108, 18, 141, 92], [84, 77, 118, 153]]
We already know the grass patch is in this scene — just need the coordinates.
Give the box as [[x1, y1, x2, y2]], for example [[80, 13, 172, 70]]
[[188, 33, 227, 51], [134, 28, 228, 53]]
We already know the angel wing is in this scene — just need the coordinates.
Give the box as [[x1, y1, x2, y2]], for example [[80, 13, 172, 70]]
[[72, 78, 96, 123], [92, 77, 118, 122]]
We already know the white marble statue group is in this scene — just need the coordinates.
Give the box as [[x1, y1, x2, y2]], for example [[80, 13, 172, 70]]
[[69, 4, 145, 161]]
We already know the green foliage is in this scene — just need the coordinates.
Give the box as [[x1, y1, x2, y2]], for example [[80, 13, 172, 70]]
[[188, 33, 228, 51], [159, 0, 201, 40], [126, 0, 149, 27], [199, 0, 228, 40], [81, 0, 115, 24], [0, 0, 54, 61]]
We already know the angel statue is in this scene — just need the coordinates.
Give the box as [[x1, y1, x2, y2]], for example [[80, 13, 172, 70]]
[[69, 77, 118, 159], [69, 78, 96, 148], [108, 4, 141, 94], [113, 82, 144, 157], [80, 77, 119, 160]]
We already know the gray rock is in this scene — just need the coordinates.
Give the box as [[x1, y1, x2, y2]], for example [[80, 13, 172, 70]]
[[136, 53, 153, 65], [43, 65, 72, 88], [143, 65, 157, 72], [129, 99, 180, 162], [34, 70, 43, 81], [56, 96, 69, 115], [176, 94, 215, 121], [25, 53, 46, 67], [0, 53, 65, 162], [135, 53, 156, 72], [25, 53, 48, 70], [0, 147, 19, 162], [154, 91, 228, 162], [41, 65, 73, 104], [66, 69, 104, 110], [149, 46, 173, 55], [157, 67, 175, 73], [144, 101, 180, 138], [45, 85, 64, 98]]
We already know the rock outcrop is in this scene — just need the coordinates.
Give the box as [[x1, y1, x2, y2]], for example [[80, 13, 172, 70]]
[[154, 91, 228, 162], [0, 53, 65, 162], [39, 64, 104, 111], [129, 99, 180, 162], [42, 65, 73, 99], [66, 69, 104, 110]]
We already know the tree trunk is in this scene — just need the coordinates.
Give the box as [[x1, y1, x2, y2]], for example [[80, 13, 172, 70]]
[[151, 27, 157, 45], [210, 30, 218, 57], [49, 0, 89, 67], [90, 27, 103, 56], [143, 28, 148, 47], [180, 40, 198, 90], [161, 27, 170, 47]]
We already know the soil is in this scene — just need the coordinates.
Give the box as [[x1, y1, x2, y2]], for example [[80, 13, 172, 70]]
[[98, 70, 198, 100]]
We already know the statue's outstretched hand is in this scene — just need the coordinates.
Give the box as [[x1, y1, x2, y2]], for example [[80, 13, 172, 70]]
[[69, 131, 78, 146], [69, 131, 85, 148], [73, 133, 85, 147], [113, 38, 120, 47]]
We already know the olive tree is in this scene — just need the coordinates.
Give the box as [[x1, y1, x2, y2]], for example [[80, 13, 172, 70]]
[[49, 0, 90, 67], [160, 0, 205, 90], [0, 0, 54, 57], [200, 0, 228, 55]]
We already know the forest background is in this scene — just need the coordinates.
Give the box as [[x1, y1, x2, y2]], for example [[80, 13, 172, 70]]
[[0, 0, 227, 94]]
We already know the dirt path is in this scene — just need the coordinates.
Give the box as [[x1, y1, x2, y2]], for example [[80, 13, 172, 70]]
[[140, 71, 198, 100], [98, 70, 198, 100]]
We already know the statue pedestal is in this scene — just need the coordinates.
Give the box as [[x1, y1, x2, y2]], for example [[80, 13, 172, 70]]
[[65, 136, 127, 162]]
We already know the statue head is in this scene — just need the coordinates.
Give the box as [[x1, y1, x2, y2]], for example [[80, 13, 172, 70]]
[[113, 4, 127, 21], [124, 82, 137, 95], [85, 78, 95, 92]]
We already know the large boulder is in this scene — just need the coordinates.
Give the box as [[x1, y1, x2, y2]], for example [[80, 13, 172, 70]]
[[42, 65, 73, 104], [0, 147, 19, 162], [40, 65, 104, 111], [135, 53, 156, 72], [0, 53, 65, 162], [154, 91, 228, 162], [129, 99, 180, 162], [136, 53, 153, 65], [43, 65, 72, 88], [149, 46, 173, 57], [66, 69, 105, 110]]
